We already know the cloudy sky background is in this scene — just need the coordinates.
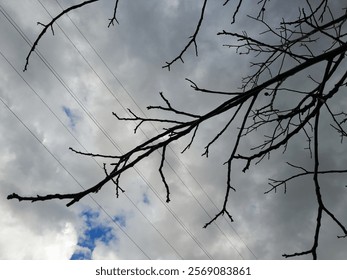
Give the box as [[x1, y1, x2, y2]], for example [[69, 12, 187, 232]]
[[0, 0, 346, 260]]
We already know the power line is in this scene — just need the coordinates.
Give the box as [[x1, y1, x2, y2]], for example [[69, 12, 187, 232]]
[[52, 0, 257, 259], [51, 0, 243, 259], [0, 5, 166, 260], [48, 0, 256, 259], [0, 86, 150, 260], [1, 4, 212, 259], [34, 0, 214, 260], [0, 47, 183, 259]]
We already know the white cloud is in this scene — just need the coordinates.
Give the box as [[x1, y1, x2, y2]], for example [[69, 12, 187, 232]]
[[0, 203, 77, 259]]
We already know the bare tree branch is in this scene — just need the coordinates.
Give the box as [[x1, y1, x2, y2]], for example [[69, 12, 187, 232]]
[[108, 0, 120, 27], [159, 145, 170, 202], [11, 0, 347, 259], [24, 0, 100, 71], [162, 0, 208, 70]]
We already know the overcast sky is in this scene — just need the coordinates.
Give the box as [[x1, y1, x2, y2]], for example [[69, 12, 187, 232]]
[[0, 0, 346, 260]]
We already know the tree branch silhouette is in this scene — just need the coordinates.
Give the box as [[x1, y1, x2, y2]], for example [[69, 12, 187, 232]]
[[8, 0, 347, 259]]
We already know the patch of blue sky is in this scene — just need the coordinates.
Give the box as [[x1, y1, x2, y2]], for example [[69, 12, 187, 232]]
[[114, 214, 126, 228], [62, 106, 80, 129], [142, 193, 150, 205], [70, 246, 92, 260], [70, 209, 115, 260]]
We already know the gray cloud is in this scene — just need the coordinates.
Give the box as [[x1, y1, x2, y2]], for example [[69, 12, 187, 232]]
[[0, 0, 346, 260]]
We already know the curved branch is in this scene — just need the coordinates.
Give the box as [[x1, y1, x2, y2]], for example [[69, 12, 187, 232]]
[[159, 146, 170, 202], [24, 0, 100, 71]]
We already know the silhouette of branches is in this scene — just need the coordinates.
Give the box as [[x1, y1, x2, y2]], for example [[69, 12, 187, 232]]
[[23, 0, 122, 70], [108, 0, 120, 27], [24, 0, 99, 71], [8, 0, 347, 259], [162, 0, 208, 70]]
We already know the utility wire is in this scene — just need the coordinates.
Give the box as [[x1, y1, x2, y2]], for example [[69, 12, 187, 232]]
[[0, 84, 150, 260], [0, 6, 182, 259], [46, 0, 256, 260], [53, 0, 257, 259], [1, 4, 211, 259], [51, 0, 243, 259], [0, 48, 183, 259], [35, 0, 213, 260]]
